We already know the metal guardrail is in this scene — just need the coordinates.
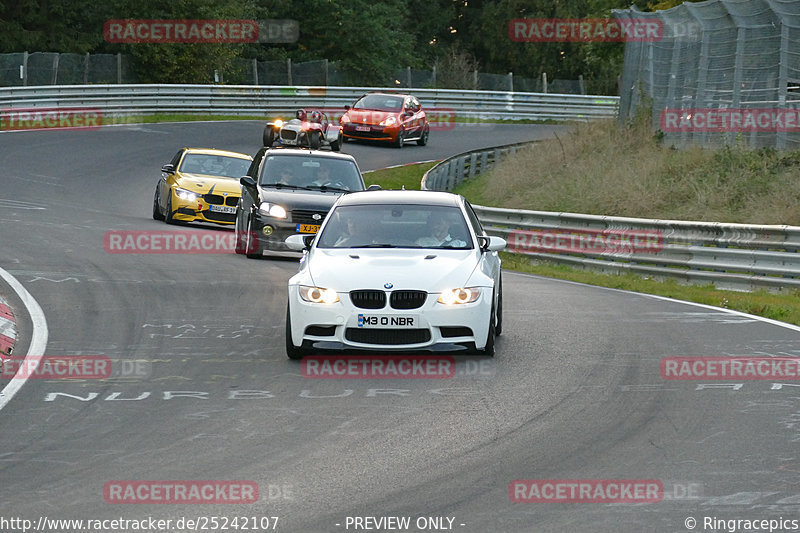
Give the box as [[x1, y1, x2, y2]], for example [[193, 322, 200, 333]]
[[0, 84, 619, 122], [422, 142, 800, 292], [420, 140, 537, 191]]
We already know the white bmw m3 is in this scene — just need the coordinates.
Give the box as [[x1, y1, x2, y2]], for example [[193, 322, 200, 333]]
[[284, 190, 506, 359]]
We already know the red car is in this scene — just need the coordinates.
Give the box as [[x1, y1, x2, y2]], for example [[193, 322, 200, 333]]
[[339, 92, 429, 148]]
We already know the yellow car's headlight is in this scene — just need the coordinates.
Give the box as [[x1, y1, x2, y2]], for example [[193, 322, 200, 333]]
[[299, 285, 339, 304], [175, 187, 201, 202], [437, 287, 481, 305]]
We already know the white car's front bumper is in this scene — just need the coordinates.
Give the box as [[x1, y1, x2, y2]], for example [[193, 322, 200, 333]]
[[287, 285, 492, 352]]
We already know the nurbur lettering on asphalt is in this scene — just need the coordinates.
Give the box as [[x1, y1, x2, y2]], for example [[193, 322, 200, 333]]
[[35, 383, 800, 402]]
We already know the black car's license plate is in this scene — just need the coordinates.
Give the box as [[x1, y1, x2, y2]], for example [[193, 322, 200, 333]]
[[296, 224, 320, 233]]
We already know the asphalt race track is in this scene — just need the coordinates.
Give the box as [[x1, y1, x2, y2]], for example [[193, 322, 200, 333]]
[[1, 120, 800, 533]]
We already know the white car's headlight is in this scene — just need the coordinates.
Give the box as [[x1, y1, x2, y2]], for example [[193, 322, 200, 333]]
[[259, 202, 287, 218], [437, 287, 481, 305], [299, 285, 340, 304], [274, 119, 284, 128], [175, 187, 201, 201], [380, 116, 397, 126]]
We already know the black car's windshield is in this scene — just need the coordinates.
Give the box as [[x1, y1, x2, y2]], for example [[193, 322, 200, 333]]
[[352, 94, 404, 112], [179, 154, 250, 178], [317, 204, 473, 249], [259, 155, 363, 191]]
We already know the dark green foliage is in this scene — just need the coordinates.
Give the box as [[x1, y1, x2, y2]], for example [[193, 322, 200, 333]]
[[0, 0, 703, 90]]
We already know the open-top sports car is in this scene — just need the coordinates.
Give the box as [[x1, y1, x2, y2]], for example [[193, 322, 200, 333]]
[[263, 109, 342, 151], [284, 190, 505, 358], [339, 92, 429, 148], [152, 148, 253, 225]]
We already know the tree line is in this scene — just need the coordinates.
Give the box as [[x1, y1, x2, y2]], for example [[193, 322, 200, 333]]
[[0, 0, 688, 93]]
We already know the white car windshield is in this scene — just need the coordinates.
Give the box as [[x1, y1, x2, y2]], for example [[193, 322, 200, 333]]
[[317, 204, 473, 249], [179, 154, 250, 178], [260, 155, 362, 191]]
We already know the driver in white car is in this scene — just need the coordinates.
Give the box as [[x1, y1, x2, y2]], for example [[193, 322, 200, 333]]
[[416, 212, 467, 247]]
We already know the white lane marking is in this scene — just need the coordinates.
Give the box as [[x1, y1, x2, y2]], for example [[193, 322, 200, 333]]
[[0, 266, 48, 411], [506, 270, 800, 335], [0, 199, 47, 210]]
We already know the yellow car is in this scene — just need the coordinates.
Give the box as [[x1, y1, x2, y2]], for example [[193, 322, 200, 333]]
[[152, 148, 253, 225]]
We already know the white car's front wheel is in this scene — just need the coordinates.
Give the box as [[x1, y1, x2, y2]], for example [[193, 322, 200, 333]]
[[285, 302, 308, 360], [482, 303, 496, 356]]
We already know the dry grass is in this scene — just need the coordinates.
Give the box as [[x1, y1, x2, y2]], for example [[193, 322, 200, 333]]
[[461, 116, 800, 225]]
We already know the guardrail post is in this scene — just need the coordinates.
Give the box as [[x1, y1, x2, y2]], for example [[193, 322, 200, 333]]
[[287, 58, 292, 85], [22, 51, 28, 86], [508, 72, 513, 92], [542, 72, 547, 93], [117, 53, 122, 84], [446, 160, 456, 191], [468, 153, 478, 179], [252, 58, 258, 85], [52, 54, 59, 85], [455, 156, 466, 186], [83, 53, 90, 84], [578, 74, 585, 95]]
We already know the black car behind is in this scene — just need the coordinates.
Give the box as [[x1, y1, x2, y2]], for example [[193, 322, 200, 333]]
[[234, 148, 366, 257]]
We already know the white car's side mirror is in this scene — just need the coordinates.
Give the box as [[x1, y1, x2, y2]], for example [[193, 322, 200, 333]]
[[285, 234, 313, 251], [479, 236, 506, 252]]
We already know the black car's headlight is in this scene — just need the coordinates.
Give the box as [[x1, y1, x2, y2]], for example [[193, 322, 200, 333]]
[[259, 202, 287, 218], [299, 285, 340, 304], [437, 287, 481, 305]]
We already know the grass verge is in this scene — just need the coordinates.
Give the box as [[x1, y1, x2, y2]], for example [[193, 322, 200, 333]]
[[363, 161, 439, 190], [454, 116, 800, 225]]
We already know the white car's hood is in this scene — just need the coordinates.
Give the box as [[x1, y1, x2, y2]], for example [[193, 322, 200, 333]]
[[307, 249, 481, 292]]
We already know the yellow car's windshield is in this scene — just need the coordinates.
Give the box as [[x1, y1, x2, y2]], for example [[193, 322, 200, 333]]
[[179, 154, 250, 178]]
